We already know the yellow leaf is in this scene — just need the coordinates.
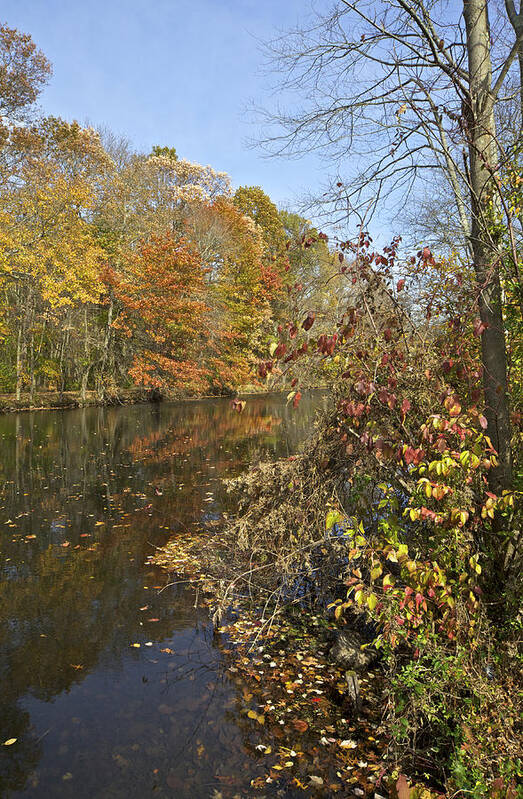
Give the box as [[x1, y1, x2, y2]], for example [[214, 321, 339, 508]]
[[354, 589, 365, 605], [3, 739, 17, 746], [247, 710, 265, 725], [326, 510, 343, 531]]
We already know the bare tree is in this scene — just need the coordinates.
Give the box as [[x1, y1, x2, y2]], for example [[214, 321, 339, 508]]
[[258, 0, 522, 492], [504, 0, 523, 121]]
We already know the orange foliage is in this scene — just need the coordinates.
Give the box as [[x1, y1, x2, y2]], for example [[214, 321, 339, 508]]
[[113, 232, 210, 393]]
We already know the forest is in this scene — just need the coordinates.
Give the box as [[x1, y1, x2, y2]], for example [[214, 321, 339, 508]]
[[0, 24, 341, 405]]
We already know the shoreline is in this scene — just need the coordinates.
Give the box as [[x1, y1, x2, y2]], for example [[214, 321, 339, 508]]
[[0, 386, 328, 415]]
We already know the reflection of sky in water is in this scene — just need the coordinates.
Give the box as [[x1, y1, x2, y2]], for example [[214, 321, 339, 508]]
[[0, 393, 326, 798]]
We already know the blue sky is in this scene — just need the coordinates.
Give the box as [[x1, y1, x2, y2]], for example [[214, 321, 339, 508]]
[[2, 0, 327, 213]]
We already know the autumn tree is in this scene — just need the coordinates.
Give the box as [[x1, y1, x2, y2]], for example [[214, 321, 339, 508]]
[[187, 196, 281, 389], [0, 118, 109, 398], [0, 22, 51, 123], [112, 232, 210, 394], [233, 185, 286, 257]]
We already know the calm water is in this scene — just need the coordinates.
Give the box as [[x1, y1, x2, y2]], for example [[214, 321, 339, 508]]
[[0, 393, 325, 799]]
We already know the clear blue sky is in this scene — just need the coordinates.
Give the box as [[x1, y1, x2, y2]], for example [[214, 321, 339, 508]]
[[2, 0, 326, 212]]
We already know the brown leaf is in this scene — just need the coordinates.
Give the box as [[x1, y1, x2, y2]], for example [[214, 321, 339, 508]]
[[292, 719, 309, 733]]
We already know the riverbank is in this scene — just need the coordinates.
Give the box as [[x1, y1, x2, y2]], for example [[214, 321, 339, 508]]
[[151, 534, 449, 799], [0, 388, 155, 414], [153, 536, 390, 795], [0, 385, 328, 414]]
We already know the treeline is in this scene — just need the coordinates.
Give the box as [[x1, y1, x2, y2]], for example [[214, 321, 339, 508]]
[[0, 24, 338, 401]]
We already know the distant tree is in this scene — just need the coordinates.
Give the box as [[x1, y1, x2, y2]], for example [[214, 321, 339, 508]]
[[0, 22, 51, 122], [113, 233, 210, 394], [233, 185, 286, 257], [150, 144, 178, 160], [0, 118, 108, 398]]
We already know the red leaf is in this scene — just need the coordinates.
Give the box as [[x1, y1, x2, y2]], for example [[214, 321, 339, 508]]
[[479, 415, 488, 429], [293, 391, 302, 409], [401, 398, 411, 416], [231, 399, 246, 413], [397, 279, 405, 291], [473, 318, 489, 337], [302, 312, 315, 331]]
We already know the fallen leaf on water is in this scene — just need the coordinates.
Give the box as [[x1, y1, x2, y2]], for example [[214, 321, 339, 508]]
[[3, 739, 17, 746], [292, 719, 309, 733], [131, 643, 141, 648], [160, 647, 174, 654], [247, 710, 265, 725]]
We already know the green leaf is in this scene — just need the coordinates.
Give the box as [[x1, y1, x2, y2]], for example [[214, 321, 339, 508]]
[[326, 510, 343, 531]]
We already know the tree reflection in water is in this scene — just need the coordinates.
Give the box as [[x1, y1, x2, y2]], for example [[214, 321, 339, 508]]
[[0, 393, 325, 797]]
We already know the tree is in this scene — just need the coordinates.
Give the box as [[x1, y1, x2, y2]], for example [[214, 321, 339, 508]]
[[0, 22, 51, 123], [112, 232, 210, 394], [0, 118, 108, 399], [259, 0, 522, 492], [188, 196, 281, 389], [233, 185, 286, 257]]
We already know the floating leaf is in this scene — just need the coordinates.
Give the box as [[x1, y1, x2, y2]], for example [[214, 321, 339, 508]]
[[292, 719, 309, 733], [247, 710, 265, 725], [3, 739, 17, 746]]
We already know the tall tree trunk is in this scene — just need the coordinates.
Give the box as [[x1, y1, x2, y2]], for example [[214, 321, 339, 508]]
[[16, 321, 23, 401], [464, 0, 513, 494], [99, 298, 114, 398], [29, 331, 35, 404], [80, 366, 91, 403]]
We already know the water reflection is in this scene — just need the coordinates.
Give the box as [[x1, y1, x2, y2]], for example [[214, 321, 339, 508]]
[[0, 393, 325, 797]]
